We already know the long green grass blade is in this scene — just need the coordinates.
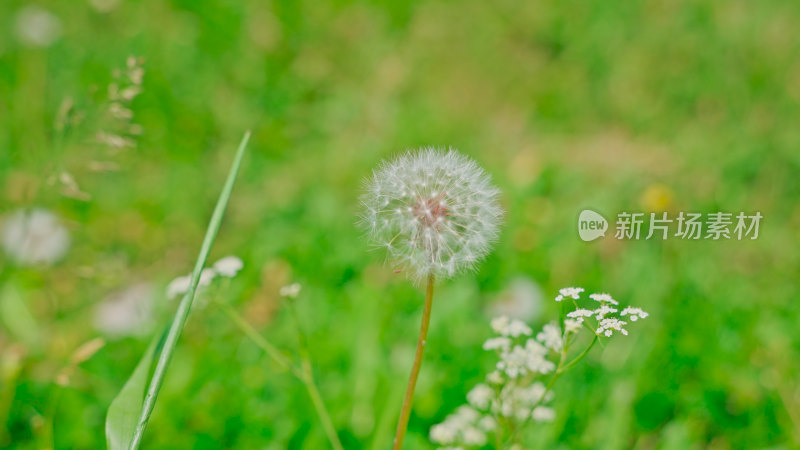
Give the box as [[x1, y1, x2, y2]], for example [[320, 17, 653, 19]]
[[105, 334, 158, 450], [119, 131, 251, 450]]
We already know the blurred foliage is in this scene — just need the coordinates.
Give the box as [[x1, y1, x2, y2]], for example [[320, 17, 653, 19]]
[[1, 0, 799, 448]]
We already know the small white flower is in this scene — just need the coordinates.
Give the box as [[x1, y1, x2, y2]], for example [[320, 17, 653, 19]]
[[531, 406, 556, 422], [497, 342, 554, 378], [279, 282, 302, 298], [461, 426, 487, 446], [620, 306, 649, 321], [593, 304, 618, 320], [213, 255, 243, 277], [564, 318, 582, 334], [596, 318, 628, 337], [14, 6, 62, 47], [166, 268, 217, 300], [555, 286, 583, 302], [506, 319, 532, 337], [486, 371, 504, 385], [490, 316, 510, 334], [2, 208, 70, 266], [198, 268, 217, 286], [490, 316, 532, 337], [567, 308, 594, 323], [477, 415, 496, 431], [483, 337, 511, 351], [454, 406, 480, 423], [589, 292, 619, 305], [467, 384, 493, 410], [166, 275, 191, 299], [360, 148, 503, 281], [430, 423, 457, 445], [517, 382, 551, 405], [536, 322, 563, 351]]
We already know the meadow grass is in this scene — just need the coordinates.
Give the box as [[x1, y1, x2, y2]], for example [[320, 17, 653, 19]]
[[1, 0, 799, 448]]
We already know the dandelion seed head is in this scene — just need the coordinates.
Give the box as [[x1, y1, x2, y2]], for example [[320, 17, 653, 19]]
[[360, 148, 502, 281], [14, 6, 61, 47], [2, 208, 70, 266]]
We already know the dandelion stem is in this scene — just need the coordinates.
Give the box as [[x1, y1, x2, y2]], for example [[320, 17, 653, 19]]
[[392, 273, 435, 450], [128, 131, 250, 450]]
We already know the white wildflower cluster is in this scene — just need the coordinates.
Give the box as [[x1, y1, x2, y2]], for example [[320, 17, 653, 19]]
[[430, 287, 650, 448], [279, 282, 302, 298], [360, 148, 503, 281], [558, 288, 648, 337], [166, 255, 243, 300], [2, 208, 70, 266]]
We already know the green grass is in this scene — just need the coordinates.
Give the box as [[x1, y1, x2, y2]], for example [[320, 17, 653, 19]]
[[1, 0, 799, 448]]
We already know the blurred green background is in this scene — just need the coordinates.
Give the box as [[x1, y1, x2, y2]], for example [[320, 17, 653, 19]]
[[1, 0, 799, 448]]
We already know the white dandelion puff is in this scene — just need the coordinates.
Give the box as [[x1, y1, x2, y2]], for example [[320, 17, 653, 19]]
[[93, 283, 154, 338], [2, 208, 70, 266], [14, 6, 62, 47], [359, 148, 503, 281]]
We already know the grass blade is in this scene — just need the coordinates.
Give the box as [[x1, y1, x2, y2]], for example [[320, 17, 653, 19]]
[[105, 334, 159, 450], [120, 131, 251, 450]]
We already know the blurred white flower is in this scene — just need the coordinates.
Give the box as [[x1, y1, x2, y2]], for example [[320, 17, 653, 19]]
[[166, 275, 191, 299], [564, 318, 582, 334], [14, 6, 62, 47], [490, 315, 532, 337], [554, 286, 583, 302], [2, 208, 69, 266], [482, 337, 511, 351], [198, 268, 216, 286], [531, 406, 556, 422], [536, 322, 563, 352], [488, 276, 543, 322], [620, 306, 649, 321], [430, 423, 457, 445], [93, 283, 154, 338], [88, 0, 122, 13], [466, 384, 493, 409], [589, 292, 619, 305], [213, 255, 243, 277], [360, 148, 502, 281], [496, 341, 554, 378], [279, 282, 302, 298]]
